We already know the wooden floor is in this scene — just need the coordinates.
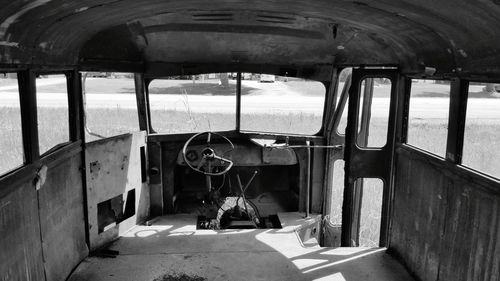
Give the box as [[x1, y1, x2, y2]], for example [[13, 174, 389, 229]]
[[68, 213, 414, 281]]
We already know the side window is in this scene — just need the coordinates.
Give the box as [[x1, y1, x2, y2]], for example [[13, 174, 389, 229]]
[[406, 79, 450, 157], [83, 72, 139, 142], [356, 77, 392, 148], [36, 74, 70, 155], [0, 73, 24, 174], [462, 82, 500, 178]]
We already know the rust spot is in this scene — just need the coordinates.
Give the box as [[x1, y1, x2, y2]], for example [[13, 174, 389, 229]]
[[90, 161, 101, 174]]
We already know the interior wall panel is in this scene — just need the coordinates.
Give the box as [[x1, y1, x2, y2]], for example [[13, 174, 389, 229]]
[[0, 179, 45, 281], [38, 148, 88, 281], [390, 146, 500, 281], [85, 132, 149, 250]]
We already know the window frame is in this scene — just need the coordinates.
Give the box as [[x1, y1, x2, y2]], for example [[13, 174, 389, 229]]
[[403, 78, 453, 158], [0, 69, 82, 180], [35, 72, 73, 157], [0, 72, 25, 176], [147, 74, 239, 135], [353, 75, 394, 149], [146, 72, 329, 137], [459, 79, 500, 180], [239, 74, 328, 136], [81, 71, 140, 142]]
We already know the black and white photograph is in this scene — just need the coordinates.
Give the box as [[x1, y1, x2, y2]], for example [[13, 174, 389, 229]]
[[1, 1, 499, 281]]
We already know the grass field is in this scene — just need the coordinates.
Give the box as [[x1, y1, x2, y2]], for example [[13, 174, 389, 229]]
[[2, 106, 500, 247], [2, 77, 500, 247]]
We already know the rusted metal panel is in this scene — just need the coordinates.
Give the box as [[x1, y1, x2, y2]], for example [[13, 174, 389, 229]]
[[0, 180, 45, 281], [38, 151, 88, 281], [85, 132, 149, 250], [391, 145, 500, 281]]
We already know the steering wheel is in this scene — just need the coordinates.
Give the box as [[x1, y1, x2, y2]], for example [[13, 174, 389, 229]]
[[182, 132, 234, 176]]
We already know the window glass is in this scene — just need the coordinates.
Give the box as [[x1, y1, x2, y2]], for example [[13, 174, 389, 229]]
[[407, 79, 450, 156], [329, 160, 345, 225], [358, 178, 383, 247], [240, 74, 325, 134], [83, 72, 139, 142], [0, 73, 24, 174], [462, 82, 500, 178], [36, 74, 70, 155], [149, 73, 236, 133], [356, 78, 391, 148]]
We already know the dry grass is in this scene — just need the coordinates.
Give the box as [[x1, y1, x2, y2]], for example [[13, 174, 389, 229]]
[[329, 117, 500, 246], [1, 107, 499, 248]]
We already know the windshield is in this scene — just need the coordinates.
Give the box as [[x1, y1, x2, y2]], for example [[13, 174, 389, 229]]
[[149, 73, 237, 133], [148, 73, 326, 135], [240, 74, 326, 135]]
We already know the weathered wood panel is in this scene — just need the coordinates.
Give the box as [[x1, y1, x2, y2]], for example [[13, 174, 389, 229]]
[[85, 132, 149, 250], [0, 180, 45, 281], [390, 148, 446, 281], [390, 145, 500, 281], [0, 143, 88, 281], [38, 149, 88, 281], [438, 177, 500, 281]]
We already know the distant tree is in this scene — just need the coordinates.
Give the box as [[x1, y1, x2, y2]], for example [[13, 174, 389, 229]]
[[484, 83, 496, 94], [220, 73, 229, 87]]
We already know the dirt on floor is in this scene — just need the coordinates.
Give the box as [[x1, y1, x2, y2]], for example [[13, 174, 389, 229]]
[[153, 273, 207, 281]]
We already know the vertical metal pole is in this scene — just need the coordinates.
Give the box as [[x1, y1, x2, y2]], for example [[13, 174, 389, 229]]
[[342, 72, 363, 247], [144, 79, 155, 133], [445, 79, 468, 164], [71, 70, 91, 248], [134, 73, 150, 133], [236, 72, 242, 131], [67, 71, 82, 142], [18, 70, 39, 163]]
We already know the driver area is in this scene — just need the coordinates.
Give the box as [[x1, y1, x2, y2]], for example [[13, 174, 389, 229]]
[[174, 132, 300, 230]]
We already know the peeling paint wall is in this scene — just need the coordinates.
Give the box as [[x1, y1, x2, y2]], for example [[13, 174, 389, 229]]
[[85, 132, 149, 250]]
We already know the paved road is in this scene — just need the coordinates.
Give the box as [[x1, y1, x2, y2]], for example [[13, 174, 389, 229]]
[[1, 79, 499, 119]]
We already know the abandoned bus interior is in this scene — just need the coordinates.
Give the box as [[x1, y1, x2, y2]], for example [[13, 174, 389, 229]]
[[1, 1, 500, 281]]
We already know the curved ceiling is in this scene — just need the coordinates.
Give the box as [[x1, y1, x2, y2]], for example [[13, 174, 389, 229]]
[[1, 0, 500, 77]]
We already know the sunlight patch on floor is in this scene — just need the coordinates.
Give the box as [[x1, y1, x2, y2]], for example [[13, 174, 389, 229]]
[[303, 248, 386, 274], [292, 258, 330, 270], [121, 225, 174, 237], [320, 247, 371, 256], [313, 272, 347, 281]]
